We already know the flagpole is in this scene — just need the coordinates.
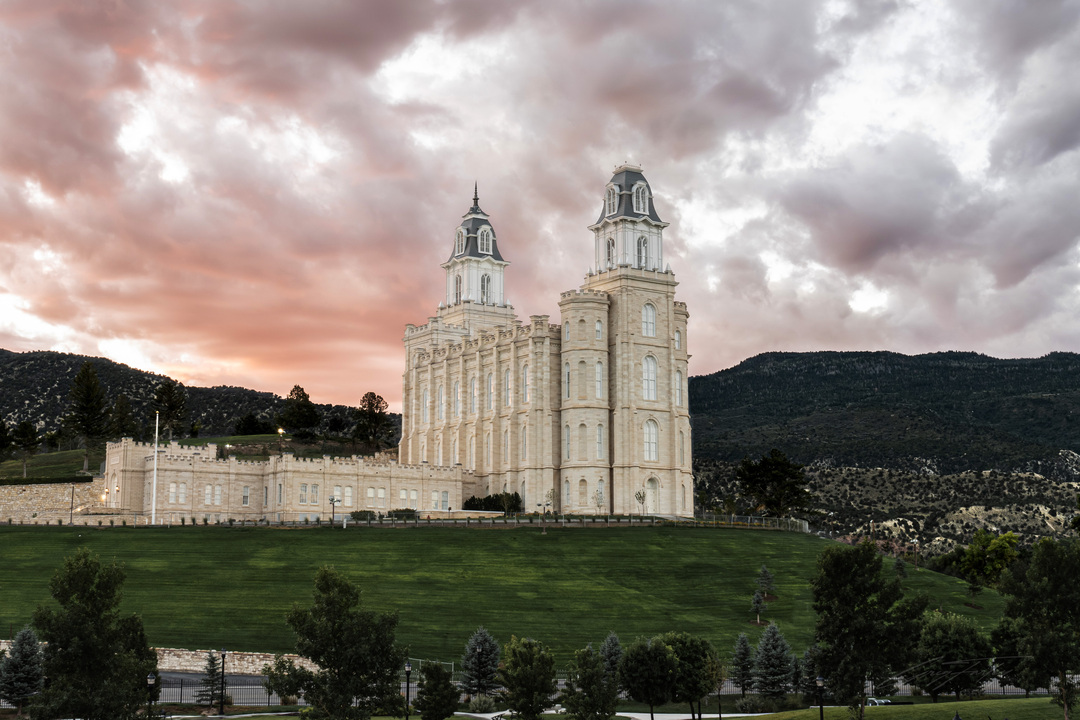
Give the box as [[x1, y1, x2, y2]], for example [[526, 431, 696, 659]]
[[151, 411, 159, 526]]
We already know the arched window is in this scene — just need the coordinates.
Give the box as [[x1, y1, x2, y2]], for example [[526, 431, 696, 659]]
[[478, 227, 493, 254], [453, 381, 460, 416], [675, 329, 682, 350], [564, 363, 571, 399], [504, 369, 511, 406], [595, 320, 602, 340], [454, 275, 462, 304], [578, 478, 588, 506], [644, 420, 659, 461], [643, 356, 657, 401], [578, 318, 586, 339], [564, 480, 571, 505], [606, 237, 616, 266], [596, 424, 605, 460], [637, 236, 649, 268], [436, 385, 444, 420], [564, 425, 571, 460], [605, 186, 618, 215], [678, 430, 686, 465], [578, 423, 587, 459], [455, 230, 465, 255], [521, 425, 528, 460], [470, 377, 477, 413], [421, 389, 429, 423], [596, 479, 605, 508], [642, 303, 656, 336], [522, 364, 530, 403], [486, 373, 493, 410], [595, 362, 603, 399], [565, 323, 570, 340], [480, 274, 491, 304], [633, 184, 648, 213], [578, 360, 587, 398], [676, 370, 683, 406]]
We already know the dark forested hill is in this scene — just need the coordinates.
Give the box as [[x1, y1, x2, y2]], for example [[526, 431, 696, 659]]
[[0, 349, 375, 441], [689, 350, 1080, 473]]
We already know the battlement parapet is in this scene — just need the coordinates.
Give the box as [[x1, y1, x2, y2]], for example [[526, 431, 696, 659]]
[[559, 289, 609, 301]]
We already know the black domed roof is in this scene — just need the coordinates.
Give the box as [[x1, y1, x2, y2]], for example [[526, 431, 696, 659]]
[[447, 184, 506, 262], [594, 164, 664, 224]]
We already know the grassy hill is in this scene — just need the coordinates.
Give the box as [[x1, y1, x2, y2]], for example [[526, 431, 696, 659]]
[[0, 525, 1002, 664]]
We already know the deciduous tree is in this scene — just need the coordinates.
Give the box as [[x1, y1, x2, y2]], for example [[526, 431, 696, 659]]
[[67, 361, 108, 471], [735, 449, 811, 517], [414, 664, 459, 720], [498, 636, 557, 720], [461, 626, 500, 697], [262, 566, 403, 720], [31, 548, 158, 720], [811, 540, 927, 720], [0, 419, 13, 461], [658, 631, 721, 719], [960, 529, 1018, 591], [0, 625, 43, 716], [619, 638, 676, 720], [909, 612, 992, 702], [560, 644, 620, 720]]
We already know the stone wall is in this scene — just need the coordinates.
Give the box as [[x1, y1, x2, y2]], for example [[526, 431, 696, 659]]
[[155, 647, 316, 674], [0, 477, 124, 525]]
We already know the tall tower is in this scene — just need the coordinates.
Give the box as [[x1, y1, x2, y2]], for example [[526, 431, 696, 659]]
[[438, 185, 516, 331], [578, 164, 693, 516]]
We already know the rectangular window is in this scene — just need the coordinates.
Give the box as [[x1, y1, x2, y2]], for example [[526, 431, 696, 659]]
[[333, 485, 341, 504], [377, 487, 386, 508], [410, 489, 418, 509], [597, 425, 605, 460], [367, 486, 375, 507], [168, 483, 176, 504], [242, 486, 250, 506], [344, 486, 353, 507], [299, 483, 308, 504], [278, 484, 283, 504], [179, 483, 187, 503], [431, 491, 439, 510], [214, 485, 222, 506], [400, 489, 407, 506], [205, 484, 212, 506], [311, 484, 319, 504], [441, 491, 449, 510], [265, 486, 269, 506]]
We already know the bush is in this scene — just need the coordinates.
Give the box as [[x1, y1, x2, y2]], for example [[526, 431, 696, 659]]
[[389, 509, 417, 520], [462, 492, 523, 513], [350, 510, 376, 521], [468, 695, 496, 713], [180, 517, 185, 526]]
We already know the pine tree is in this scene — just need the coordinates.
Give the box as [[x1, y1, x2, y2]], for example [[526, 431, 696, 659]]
[[196, 650, 222, 707], [14, 421, 39, 479], [108, 393, 140, 440], [730, 634, 754, 697], [153, 380, 188, 442], [894, 556, 908, 578], [751, 589, 767, 624], [757, 565, 775, 596], [280, 385, 320, 433], [599, 632, 622, 678], [0, 625, 44, 716], [498, 636, 557, 720], [414, 664, 459, 720], [798, 645, 822, 698], [752, 624, 793, 702], [0, 418, 13, 461], [67, 361, 108, 471], [461, 626, 500, 697]]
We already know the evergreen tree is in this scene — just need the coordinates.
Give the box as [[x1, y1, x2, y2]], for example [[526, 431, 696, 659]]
[[31, 548, 158, 720], [893, 556, 908, 579], [797, 645, 822, 699], [599, 632, 622, 678], [414, 664, 459, 720], [757, 565, 775, 596], [619, 638, 677, 720], [461, 626, 500, 697], [752, 623, 793, 702], [107, 393, 140, 440], [731, 634, 754, 696], [734, 449, 812, 516], [0, 625, 44, 717], [262, 566, 404, 720], [560, 644, 620, 720], [14, 421, 39, 479], [280, 385, 320, 433], [195, 650, 222, 707], [751, 589, 767, 624], [353, 392, 393, 451], [498, 636, 557, 720], [67, 361, 109, 471], [153, 380, 188, 442], [0, 418, 13, 461]]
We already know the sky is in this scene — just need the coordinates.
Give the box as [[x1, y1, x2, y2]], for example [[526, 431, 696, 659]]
[[1, 0, 1079, 410]]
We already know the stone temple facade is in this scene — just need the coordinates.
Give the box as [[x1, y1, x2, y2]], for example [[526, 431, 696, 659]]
[[85, 165, 692, 524]]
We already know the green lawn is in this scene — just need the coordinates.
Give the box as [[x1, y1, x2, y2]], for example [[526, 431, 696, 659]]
[[0, 448, 103, 483], [766, 697, 1054, 719], [0, 525, 1004, 665]]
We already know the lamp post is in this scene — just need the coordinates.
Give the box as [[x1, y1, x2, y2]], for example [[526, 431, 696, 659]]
[[220, 648, 227, 716], [816, 676, 824, 720], [329, 495, 340, 525], [147, 672, 156, 719], [277, 428, 285, 454], [404, 661, 412, 720]]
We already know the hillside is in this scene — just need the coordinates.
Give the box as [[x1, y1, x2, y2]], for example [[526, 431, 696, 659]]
[[0, 349, 395, 441]]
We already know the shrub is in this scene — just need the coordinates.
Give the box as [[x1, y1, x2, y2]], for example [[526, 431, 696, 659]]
[[228, 518, 235, 527], [180, 517, 185, 525], [109, 519, 114, 527], [469, 695, 496, 713], [389, 509, 417, 520], [350, 510, 376, 521]]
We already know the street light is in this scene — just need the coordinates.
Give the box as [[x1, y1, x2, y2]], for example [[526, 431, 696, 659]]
[[816, 676, 824, 720], [404, 661, 413, 720], [147, 672, 156, 719], [277, 428, 285, 454], [220, 648, 227, 716]]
